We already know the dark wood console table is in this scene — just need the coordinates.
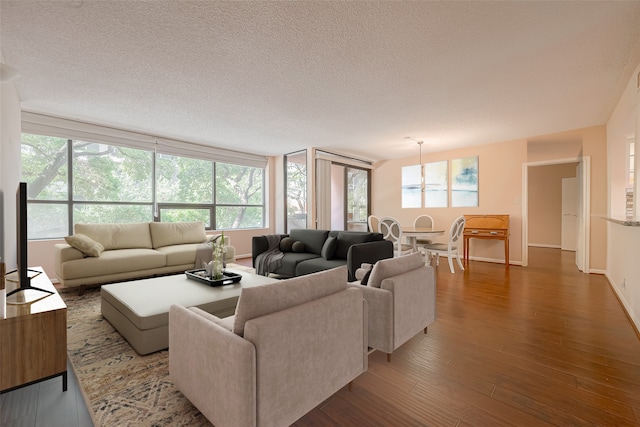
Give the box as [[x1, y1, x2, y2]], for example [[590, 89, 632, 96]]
[[463, 215, 510, 269], [1, 267, 67, 393]]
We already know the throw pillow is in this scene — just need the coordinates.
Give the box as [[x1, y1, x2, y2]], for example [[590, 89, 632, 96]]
[[321, 236, 338, 260], [65, 233, 105, 257], [279, 237, 294, 252], [292, 241, 306, 253], [354, 263, 373, 281], [361, 268, 373, 286]]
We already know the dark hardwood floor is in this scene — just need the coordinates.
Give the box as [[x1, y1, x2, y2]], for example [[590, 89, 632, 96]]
[[294, 247, 640, 426], [2, 248, 638, 426]]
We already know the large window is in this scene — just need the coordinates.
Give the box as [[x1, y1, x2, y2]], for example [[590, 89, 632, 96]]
[[21, 133, 265, 239]]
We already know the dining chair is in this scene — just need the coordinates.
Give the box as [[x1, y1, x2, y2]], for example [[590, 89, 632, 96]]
[[420, 216, 466, 273], [367, 215, 380, 233], [413, 214, 435, 246], [379, 216, 414, 257]]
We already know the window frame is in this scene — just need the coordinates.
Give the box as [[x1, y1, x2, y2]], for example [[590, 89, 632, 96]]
[[21, 133, 266, 239]]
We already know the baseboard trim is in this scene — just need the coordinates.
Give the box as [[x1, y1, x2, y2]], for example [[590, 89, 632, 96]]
[[605, 272, 640, 341]]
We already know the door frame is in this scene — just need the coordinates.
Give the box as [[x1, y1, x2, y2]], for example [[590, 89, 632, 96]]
[[521, 156, 590, 272]]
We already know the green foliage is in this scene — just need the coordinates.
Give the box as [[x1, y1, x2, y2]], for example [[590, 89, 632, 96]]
[[286, 161, 307, 217], [73, 204, 153, 224], [73, 142, 153, 202], [21, 134, 68, 200], [156, 154, 212, 203], [216, 163, 263, 205], [347, 168, 368, 223], [160, 208, 211, 227]]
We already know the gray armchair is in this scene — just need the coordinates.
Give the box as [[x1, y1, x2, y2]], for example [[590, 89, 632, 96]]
[[169, 266, 368, 427], [350, 252, 436, 362]]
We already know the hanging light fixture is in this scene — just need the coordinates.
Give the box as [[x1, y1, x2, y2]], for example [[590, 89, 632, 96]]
[[405, 137, 425, 192]]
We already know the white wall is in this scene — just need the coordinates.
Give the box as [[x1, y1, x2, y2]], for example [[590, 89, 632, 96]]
[[606, 62, 640, 331], [0, 68, 22, 270]]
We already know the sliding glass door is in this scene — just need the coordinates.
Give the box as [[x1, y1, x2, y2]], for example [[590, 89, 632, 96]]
[[346, 167, 369, 231]]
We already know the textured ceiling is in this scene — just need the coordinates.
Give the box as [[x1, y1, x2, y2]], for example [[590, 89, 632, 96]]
[[2, 1, 640, 161]]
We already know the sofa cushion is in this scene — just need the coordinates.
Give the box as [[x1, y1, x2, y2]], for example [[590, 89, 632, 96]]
[[296, 257, 346, 277], [149, 221, 206, 248], [367, 252, 424, 288], [321, 235, 338, 260], [289, 229, 330, 255], [292, 241, 306, 253], [276, 252, 320, 277], [75, 222, 153, 250], [64, 233, 104, 257], [155, 243, 201, 266], [233, 266, 348, 336], [334, 231, 373, 260], [60, 248, 166, 280]]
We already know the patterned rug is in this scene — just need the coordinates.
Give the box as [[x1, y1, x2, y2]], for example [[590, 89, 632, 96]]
[[63, 283, 215, 426]]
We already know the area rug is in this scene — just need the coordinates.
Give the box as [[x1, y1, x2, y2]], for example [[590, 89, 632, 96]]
[[64, 286, 212, 427], [64, 264, 257, 425]]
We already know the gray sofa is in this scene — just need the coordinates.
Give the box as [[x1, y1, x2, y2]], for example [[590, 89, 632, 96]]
[[251, 229, 393, 282], [169, 266, 367, 427]]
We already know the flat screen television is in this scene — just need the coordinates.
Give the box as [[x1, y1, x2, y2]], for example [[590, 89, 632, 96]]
[[5, 182, 50, 298]]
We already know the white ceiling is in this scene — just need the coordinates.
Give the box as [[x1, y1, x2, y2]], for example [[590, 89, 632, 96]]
[[2, 1, 640, 161]]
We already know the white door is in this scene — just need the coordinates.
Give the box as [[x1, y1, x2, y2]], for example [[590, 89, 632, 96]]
[[561, 177, 578, 251]]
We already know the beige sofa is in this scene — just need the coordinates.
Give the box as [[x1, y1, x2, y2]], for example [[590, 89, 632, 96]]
[[54, 221, 235, 289], [350, 252, 436, 361], [169, 266, 368, 427]]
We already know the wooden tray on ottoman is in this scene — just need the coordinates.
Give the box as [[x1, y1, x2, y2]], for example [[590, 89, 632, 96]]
[[186, 269, 243, 286]]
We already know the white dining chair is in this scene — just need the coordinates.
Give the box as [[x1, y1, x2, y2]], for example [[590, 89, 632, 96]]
[[413, 214, 435, 246], [379, 216, 414, 257], [367, 215, 380, 233], [420, 216, 466, 273]]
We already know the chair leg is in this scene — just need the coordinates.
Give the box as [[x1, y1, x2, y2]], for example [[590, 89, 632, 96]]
[[424, 326, 428, 334], [448, 254, 455, 273], [386, 353, 391, 362], [456, 252, 465, 271]]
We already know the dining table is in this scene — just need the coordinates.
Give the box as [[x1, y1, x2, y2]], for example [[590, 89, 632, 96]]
[[402, 226, 445, 252]]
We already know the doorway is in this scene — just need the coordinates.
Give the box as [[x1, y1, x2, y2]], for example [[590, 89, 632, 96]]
[[522, 157, 590, 272], [315, 153, 371, 231]]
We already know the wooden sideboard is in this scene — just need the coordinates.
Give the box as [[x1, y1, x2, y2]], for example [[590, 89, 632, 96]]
[[1, 268, 67, 393], [463, 214, 510, 269]]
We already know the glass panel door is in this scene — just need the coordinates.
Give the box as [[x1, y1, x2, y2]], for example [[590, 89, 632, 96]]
[[346, 167, 369, 231], [285, 150, 307, 231]]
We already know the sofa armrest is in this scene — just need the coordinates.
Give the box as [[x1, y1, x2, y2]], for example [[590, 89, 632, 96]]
[[244, 288, 367, 427], [346, 240, 394, 282], [380, 266, 436, 349], [53, 243, 84, 283], [169, 305, 257, 427], [251, 234, 286, 266], [347, 283, 394, 352]]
